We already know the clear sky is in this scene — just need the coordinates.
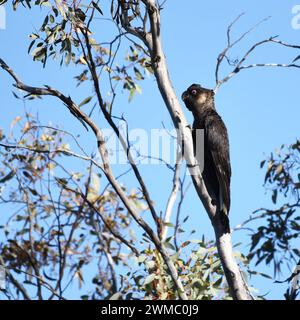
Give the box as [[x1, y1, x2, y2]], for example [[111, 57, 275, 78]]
[[0, 0, 300, 299]]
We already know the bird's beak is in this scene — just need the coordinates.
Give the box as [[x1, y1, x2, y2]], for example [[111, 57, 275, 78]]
[[181, 91, 188, 101]]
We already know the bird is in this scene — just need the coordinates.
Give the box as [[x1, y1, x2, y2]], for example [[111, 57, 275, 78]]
[[182, 84, 231, 231]]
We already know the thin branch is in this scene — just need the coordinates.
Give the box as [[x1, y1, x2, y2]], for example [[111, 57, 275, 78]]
[[233, 213, 267, 232], [239, 62, 300, 70], [79, 28, 161, 234], [0, 57, 188, 300], [117, 0, 152, 46], [0, 142, 102, 169], [12, 268, 65, 299], [174, 175, 191, 251], [227, 13, 245, 47], [120, 0, 254, 300], [7, 240, 43, 299], [64, 185, 140, 256], [161, 148, 182, 241], [215, 14, 271, 84], [91, 221, 119, 294], [214, 31, 300, 92], [0, 59, 89, 130], [0, 256, 31, 300], [8, 273, 31, 300]]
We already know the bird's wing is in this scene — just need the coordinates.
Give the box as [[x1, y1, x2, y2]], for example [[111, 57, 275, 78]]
[[206, 112, 231, 214]]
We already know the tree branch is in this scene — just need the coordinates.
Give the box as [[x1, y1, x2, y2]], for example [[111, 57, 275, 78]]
[[0, 57, 188, 300], [162, 148, 182, 241], [77, 28, 161, 235], [119, 0, 254, 300], [0, 256, 31, 300], [214, 19, 300, 93], [215, 13, 271, 84]]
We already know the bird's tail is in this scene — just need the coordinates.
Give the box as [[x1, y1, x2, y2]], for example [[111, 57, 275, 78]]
[[219, 187, 230, 233], [220, 209, 230, 234]]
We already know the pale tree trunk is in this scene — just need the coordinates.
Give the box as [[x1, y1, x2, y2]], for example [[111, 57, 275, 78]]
[[120, 0, 254, 300]]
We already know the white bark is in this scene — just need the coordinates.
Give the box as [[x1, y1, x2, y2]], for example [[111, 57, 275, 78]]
[[123, 0, 254, 300]]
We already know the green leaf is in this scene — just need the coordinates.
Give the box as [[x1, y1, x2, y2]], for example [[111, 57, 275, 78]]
[[49, 14, 55, 23], [134, 67, 144, 80], [260, 160, 266, 168], [0, 170, 15, 183], [293, 54, 300, 63], [65, 51, 71, 65], [28, 40, 36, 54], [271, 189, 277, 204], [29, 33, 39, 40], [135, 83, 142, 94], [248, 270, 272, 279], [164, 241, 175, 250], [32, 46, 47, 62], [52, 7, 59, 17], [55, 177, 68, 186], [275, 164, 283, 176], [92, 1, 103, 15], [163, 222, 174, 227], [12, 91, 20, 99], [25, 0, 31, 8], [41, 15, 49, 31], [28, 188, 38, 196], [78, 96, 93, 107], [128, 88, 135, 102]]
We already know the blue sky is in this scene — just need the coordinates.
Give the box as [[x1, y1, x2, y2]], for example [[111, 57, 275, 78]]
[[0, 1, 300, 299]]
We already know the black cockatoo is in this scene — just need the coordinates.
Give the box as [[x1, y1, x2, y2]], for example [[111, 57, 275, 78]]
[[182, 84, 231, 231]]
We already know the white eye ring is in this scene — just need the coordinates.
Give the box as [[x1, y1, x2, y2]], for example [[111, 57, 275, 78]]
[[191, 89, 197, 95]]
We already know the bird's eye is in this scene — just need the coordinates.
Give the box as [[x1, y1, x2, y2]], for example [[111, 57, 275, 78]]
[[191, 89, 197, 95]]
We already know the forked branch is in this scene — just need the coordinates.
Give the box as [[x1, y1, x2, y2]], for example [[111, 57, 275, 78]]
[[214, 14, 300, 92], [117, 0, 254, 300], [0, 57, 188, 300]]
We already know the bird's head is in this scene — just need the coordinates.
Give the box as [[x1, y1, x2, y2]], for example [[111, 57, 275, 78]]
[[181, 84, 215, 112]]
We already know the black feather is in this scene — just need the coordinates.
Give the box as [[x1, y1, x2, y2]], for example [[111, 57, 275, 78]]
[[182, 84, 231, 229]]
